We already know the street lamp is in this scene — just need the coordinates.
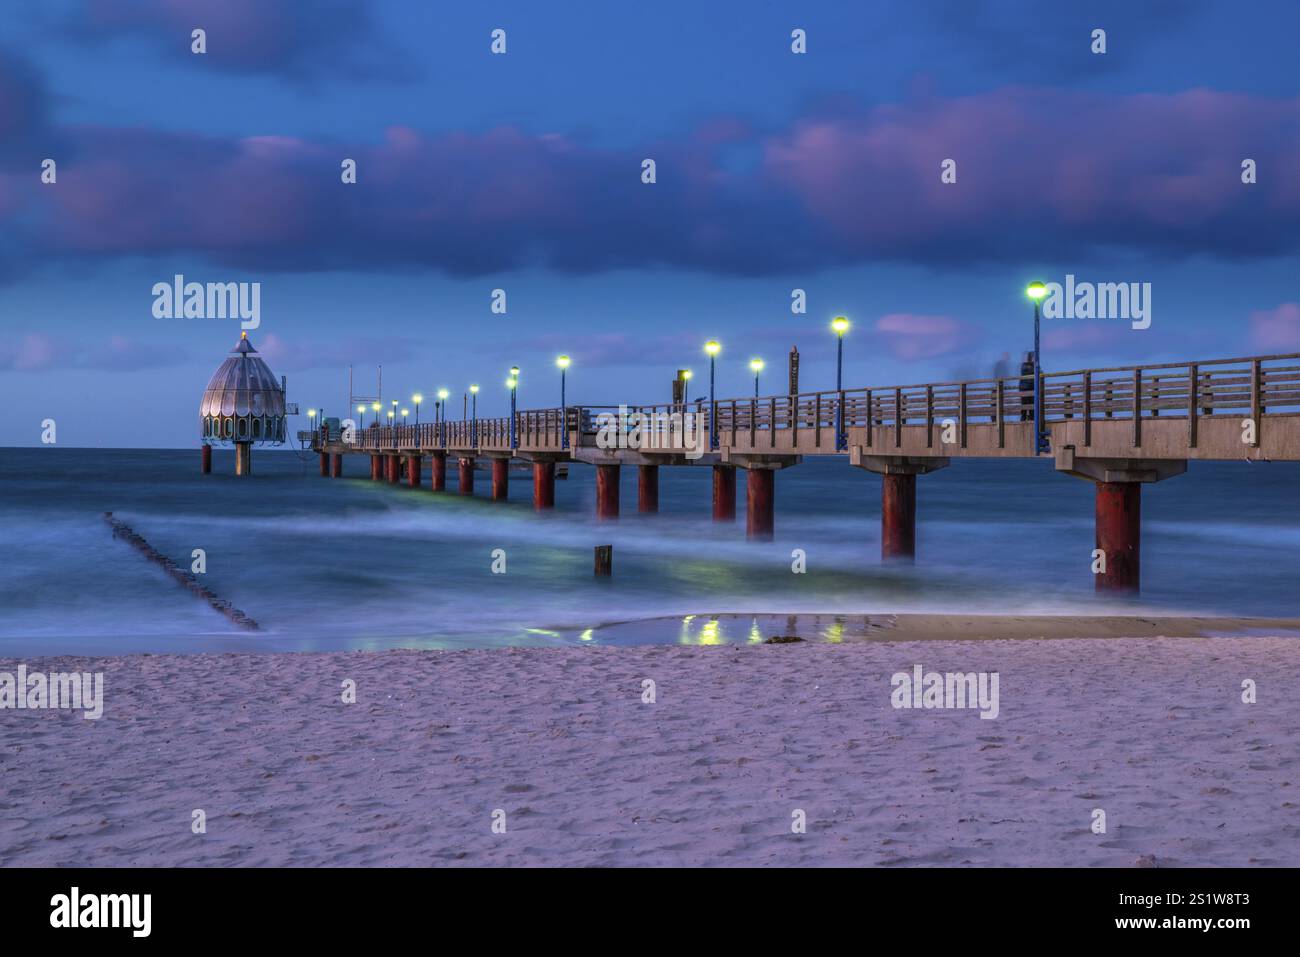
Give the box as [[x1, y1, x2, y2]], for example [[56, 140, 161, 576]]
[[401, 407, 409, 426], [749, 358, 764, 398], [704, 340, 720, 449], [437, 388, 449, 445], [371, 402, 381, 432], [507, 367, 519, 448], [556, 355, 570, 449], [831, 316, 850, 450], [469, 383, 479, 447], [412, 393, 422, 427], [357, 404, 367, 428], [1026, 281, 1049, 454]]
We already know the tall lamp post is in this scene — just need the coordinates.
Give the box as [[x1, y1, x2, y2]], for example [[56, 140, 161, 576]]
[[831, 315, 850, 451], [357, 404, 367, 429], [1026, 282, 1049, 454], [507, 366, 520, 448], [749, 358, 764, 398], [412, 393, 422, 428], [437, 388, 449, 446], [371, 402, 381, 436], [704, 340, 720, 449], [556, 355, 570, 449], [469, 384, 479, 447]]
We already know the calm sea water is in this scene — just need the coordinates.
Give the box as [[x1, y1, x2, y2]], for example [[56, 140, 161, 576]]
[[1, 447, 1297, 654]]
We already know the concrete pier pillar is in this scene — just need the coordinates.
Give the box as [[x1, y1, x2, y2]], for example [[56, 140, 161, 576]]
[[331, 453, 342, 477], [370, 454, 382, 481], [1095, 482, 1141, 593], [387, 454, 401, 484], [319, 451, 329, 476], [596, 464, 620, 520], [533, 461, 555, 510], [458, 457, 475, 495], [881, 473, 917, 563], [235, 442, 252, 476], [746, 468, 775, 540], [429, 451, 446, 491], [638, 464, 659, 513], [407, 455, 422, 489], [1053, 450, 1187, 596], [492, 459, 509, 500], [712, 464, 736, 522], [201, 444, 212, 474]]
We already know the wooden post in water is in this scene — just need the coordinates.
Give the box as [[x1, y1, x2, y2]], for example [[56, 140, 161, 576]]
[[594, 544, 613, 576], [235, 442, 252, 476], [201, 444, 212, 474]]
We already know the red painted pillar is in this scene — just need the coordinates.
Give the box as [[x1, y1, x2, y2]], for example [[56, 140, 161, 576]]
[[331, 453, 342, 477], [387, 454, 401, 484], [319, 451, 329, 476], [1095, 481, 1141, 593], [429, 451, 446, 491], [596, 464, 620, 520], [713, 464, 736, 522], [533, 461, 555, 510], [881, 473, 917, 563], [492, 459, 509, 500], [201, 444, 212, 474], [407, 455, 422, 488], [458, 457, 475, 495], [370, 455, 382, 481], [638, 464, 659, 513], [746, 468, 775, 540]]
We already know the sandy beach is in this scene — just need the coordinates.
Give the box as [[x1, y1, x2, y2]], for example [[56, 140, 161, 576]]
[[2, 618, 1299, 867]]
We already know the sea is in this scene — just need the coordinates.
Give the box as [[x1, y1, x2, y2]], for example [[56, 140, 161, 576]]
[[1, 447, 1297, 654]]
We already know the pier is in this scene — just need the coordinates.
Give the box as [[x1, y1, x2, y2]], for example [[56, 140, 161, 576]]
[[294, 352, 1300, 594]]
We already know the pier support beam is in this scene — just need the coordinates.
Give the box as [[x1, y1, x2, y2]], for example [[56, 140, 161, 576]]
[[850, 452, 951, 564], [429, 451, 446, 491], [638, 464, 659, 513], [881, 474, 916, 562], [533, 461, 555, 510], [370, 455, 382, 481], [319, 451, 330, 477], [387, 454, 401, 484], [491, 458, 509, 501], [723, 453, 800, 541], [596, 464, 620, 521], [712, 464, 736, 522], [1095, 482, 1141, 593], [235, 442, 252, 476], [201, 444, 211, 474], [407, 455, 422, 489], [331, 453, 342, 477], [746, 469, 775, 540], [458, 457, 475, 495], [1054, 449, 1187, 595]]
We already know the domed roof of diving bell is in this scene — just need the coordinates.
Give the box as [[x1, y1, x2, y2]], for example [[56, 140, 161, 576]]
[[200, 333, 286, 419]]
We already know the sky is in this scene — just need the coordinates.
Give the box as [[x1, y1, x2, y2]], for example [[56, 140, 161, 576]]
[[2, 0, 1299, 447]]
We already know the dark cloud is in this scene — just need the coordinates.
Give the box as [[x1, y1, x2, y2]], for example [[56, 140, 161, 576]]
[[65, 0, 415, 82], [3, 63, 1300, 281]]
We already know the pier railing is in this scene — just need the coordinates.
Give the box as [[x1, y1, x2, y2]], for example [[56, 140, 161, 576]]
[[327, 352, 1300, 459]]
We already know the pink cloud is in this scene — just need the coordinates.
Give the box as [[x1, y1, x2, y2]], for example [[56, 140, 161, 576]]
[[874, 313, 975, 360], [1250, 303, 1300, 351]]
